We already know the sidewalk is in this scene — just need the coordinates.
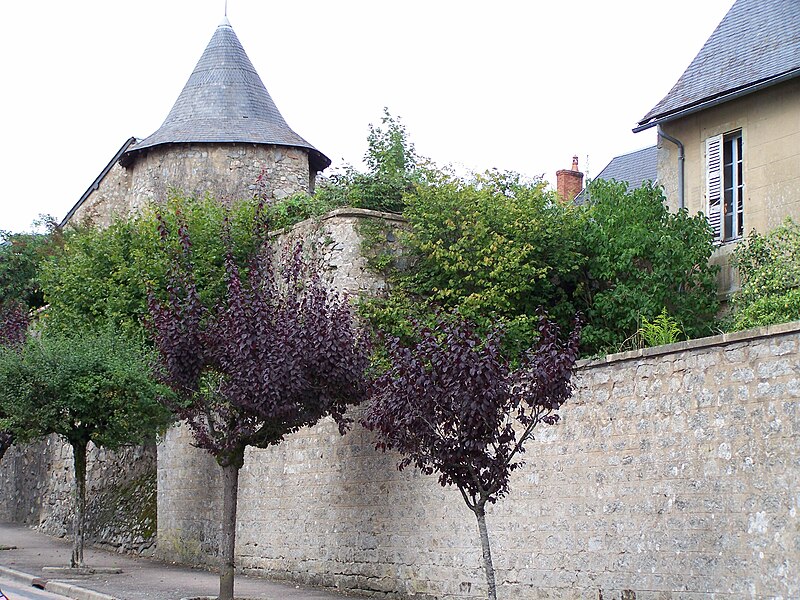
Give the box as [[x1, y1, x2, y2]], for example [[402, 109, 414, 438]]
[[0, 523, 366, 600]]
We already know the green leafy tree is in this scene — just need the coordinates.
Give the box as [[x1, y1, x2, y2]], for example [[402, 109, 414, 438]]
[[0, 217, 63, 310], [316, 109, 419, 213], [362, 169, 583, 357], [0, 329, 171, 568], [728, 218, 800, 330], [576, 180, 719, 355]]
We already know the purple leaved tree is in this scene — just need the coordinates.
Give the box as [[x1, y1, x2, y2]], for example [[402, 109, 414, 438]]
[[362, 313, 581, 600], [0, 302, 29, 461], [149, 212, 371, 600]]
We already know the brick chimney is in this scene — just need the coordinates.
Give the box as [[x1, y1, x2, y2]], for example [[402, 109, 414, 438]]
[[556, 156, 584, 202]]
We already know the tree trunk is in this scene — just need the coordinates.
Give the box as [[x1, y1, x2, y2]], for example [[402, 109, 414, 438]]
[[219, 461, 240, 600], [70, 440, 88, 569], [474, 505, 497, 600]]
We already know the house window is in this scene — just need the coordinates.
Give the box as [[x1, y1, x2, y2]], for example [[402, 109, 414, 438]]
[[706, 131, 744, 242]]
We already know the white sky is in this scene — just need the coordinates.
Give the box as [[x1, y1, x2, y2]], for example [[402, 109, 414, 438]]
[[1, 0, 735, 233]]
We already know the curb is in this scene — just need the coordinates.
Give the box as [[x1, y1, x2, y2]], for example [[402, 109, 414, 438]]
[[0, 565, 118, 600], [46, 581, 119, 600], [0, 565, 37, 586]]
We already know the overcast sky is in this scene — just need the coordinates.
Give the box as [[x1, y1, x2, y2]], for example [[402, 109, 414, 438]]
[[2, 0, 735, 233]]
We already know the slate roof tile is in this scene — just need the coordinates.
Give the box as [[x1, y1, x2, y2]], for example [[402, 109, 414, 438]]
[[575, 145, 658, 205], [127, 19, 330, 171], [637, 0, 800, 129]]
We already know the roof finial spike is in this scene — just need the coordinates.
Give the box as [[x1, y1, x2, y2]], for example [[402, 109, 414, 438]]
[[220, 0, 231, 26]]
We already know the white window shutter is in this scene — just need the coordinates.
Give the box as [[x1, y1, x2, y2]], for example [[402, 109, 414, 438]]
[[706, 134, 723, 242]]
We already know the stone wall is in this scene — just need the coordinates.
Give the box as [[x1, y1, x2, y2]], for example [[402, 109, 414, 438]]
[[70, 143, 314, 228], [0, 437, 158, 555], [156, 215, 800, 598]]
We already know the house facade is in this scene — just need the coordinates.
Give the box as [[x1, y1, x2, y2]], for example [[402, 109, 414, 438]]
[[635, 0, 800, 294]]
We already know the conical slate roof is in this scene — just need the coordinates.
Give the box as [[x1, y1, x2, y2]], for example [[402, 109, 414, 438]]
[[126, 18, 330, 171]]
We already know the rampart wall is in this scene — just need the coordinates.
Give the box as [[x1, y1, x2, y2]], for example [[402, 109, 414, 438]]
[[2, 210, 797, 598], [157, 225, 800, 600]]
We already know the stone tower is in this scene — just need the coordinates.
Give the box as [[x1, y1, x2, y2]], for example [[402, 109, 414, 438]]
[[63, 17, 330, 227]]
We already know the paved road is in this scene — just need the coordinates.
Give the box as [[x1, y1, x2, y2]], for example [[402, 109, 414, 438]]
[[0, 578, 67, 600]]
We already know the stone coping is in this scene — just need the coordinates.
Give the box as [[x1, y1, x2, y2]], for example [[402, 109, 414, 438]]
[[320, 207, 407, 224], [578, 319, 800, 369], [268, 206, 407, 239]]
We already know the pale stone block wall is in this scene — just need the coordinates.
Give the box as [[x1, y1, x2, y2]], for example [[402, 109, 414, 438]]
[[157, 290, 800, 596], [69, 144, 314, 228]]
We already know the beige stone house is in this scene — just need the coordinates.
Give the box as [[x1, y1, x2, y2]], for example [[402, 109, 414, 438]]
[[634, 0, 800, 293], [62, 17, 330, 229]]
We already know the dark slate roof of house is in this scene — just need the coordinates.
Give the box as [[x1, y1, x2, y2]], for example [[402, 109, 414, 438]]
[[636, 0, 800, 131], [125, 18, 330, 172], [575, 145, 658, 204]]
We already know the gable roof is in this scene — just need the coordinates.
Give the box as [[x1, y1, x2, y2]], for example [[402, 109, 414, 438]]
[[635, 0, 800, 131], [575, 145, 658, 205], [124, 18, 330, 172]]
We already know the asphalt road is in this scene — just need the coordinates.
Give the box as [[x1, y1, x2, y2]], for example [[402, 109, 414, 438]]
[[0, 578, 66, 600]]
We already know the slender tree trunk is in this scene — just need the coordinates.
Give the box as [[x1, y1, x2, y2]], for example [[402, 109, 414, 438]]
[[219, 461, 240, 600], [474, 505, 497, 600], [71, 440, 88, 569]]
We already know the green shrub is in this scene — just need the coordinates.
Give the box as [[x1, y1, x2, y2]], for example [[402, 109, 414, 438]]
[[728, 219, 800, 330], [42, 195, 270, 336], [315, 109, 419, 214], [362, 169, 582, 358]]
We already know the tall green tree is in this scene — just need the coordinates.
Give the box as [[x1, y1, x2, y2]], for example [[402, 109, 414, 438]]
[[576, 180, 719, 354], [316, 109, 419, 213], [0, 217, 63, 311], [0, 329, 171, 568]]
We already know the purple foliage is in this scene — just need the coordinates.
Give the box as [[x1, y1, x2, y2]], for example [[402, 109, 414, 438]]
[[0, 302, 29, 349], [362, 312, 581, 510], [0, 302, 30, 460], [148, 207, 371, 467]]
